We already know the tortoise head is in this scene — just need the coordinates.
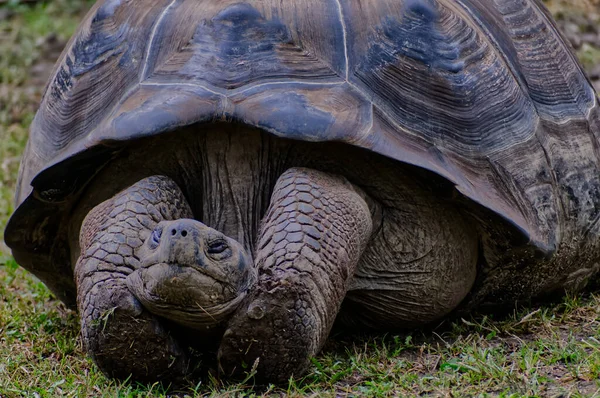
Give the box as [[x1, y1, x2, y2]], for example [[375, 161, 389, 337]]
[[126, 219, 255, 330]]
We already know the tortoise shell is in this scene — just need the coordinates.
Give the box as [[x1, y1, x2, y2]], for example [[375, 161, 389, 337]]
[[6, 0, 600, 307]]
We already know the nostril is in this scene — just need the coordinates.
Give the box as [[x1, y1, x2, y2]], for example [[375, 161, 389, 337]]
[[171, 229, 177, 236], [181, 230, 188, 237]]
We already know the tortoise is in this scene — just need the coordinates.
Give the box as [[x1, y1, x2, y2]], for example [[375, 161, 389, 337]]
[[6, 0, 600, 384]]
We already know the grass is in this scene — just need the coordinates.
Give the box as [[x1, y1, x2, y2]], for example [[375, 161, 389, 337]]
[[1, 0, 600, 396], [579, 44, 600, 73]]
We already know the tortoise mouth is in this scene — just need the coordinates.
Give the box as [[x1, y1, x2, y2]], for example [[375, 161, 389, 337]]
[[139, 258, 234, 285], [126, 263, 255, 329]]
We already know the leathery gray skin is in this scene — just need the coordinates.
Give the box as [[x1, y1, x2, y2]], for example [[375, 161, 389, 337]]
[[217, 167, 375, 382], [74, 168, 376, 382], [74, 159, 477, 383], [216, 166, 476, 383]]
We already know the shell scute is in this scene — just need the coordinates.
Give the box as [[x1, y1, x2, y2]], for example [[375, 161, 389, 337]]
[[143, 0, 345, 89]]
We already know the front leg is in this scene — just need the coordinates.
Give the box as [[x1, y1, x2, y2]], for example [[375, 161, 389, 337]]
[[75, 176, 193, 381], [218, 168, 373, 383]]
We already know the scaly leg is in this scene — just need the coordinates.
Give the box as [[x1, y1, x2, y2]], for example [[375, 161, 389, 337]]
[[218, 167, 373, 383], [75, 176, 193, 381]]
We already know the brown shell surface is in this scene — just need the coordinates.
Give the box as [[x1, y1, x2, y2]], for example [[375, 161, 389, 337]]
[[6, 0, 600, 306]]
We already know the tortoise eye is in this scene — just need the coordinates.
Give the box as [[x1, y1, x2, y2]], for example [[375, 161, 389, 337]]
[[207, 240, 228, 255], [149, 228, 162, 248]]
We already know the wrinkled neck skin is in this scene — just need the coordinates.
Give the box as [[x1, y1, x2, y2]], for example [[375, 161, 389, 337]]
[[68, 122, 443, 336], [70, 123, 415, 263], [68, 124, 288, 268]]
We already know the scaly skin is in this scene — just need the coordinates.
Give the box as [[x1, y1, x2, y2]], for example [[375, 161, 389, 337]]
[[74, 163, 476, 384], [75, 175, 193, 381], [218, 167, 373, 383]]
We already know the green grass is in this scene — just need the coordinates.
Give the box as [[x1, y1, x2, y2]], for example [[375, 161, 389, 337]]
[[2, 0, 600, 396], [579, 44, 600, 73]]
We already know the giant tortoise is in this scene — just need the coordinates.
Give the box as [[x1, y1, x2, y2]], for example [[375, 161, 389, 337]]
[[5, 0, 600, 384]]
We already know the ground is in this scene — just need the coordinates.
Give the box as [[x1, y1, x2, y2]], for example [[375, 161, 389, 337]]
[[1, 0, 600, 396]]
